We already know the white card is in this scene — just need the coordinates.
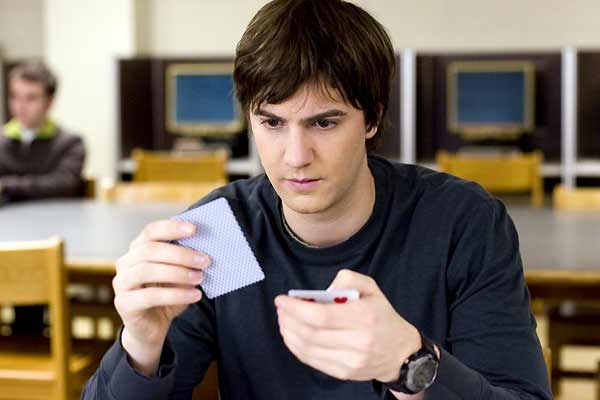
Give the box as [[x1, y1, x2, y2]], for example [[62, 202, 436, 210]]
[[172, 197, 265, 299], [288, 289, 360, 304]]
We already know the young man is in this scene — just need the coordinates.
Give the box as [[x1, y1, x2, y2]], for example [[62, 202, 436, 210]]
[[0, 62, 85, 204], [83, 1, 551, 399], [1, 62, 85, 334]]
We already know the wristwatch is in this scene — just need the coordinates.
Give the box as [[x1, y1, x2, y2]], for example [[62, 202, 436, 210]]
[[384, 330, 439, 394]]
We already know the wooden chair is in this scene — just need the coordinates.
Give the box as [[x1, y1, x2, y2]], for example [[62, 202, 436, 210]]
[[83, 177, 97, 199], [553, 185, 600, 210], [597, 361, 600, 400], [192, 362, 219, 400], [547, 304, 600, 396], [543, 347, 552, 389], [436, 150, 544, 207], [100, 181, 226, 204], [549, 186, 600, 396], [0, 237, 99, 400], [132, 148, 228, 183]]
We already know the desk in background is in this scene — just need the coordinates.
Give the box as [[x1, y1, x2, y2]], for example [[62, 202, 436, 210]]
[[0, 200, 599, 300]]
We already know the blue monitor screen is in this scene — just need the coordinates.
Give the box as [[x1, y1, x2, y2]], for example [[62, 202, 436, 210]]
[[456, 71, 525, 125], [175, 74, 236, 123]]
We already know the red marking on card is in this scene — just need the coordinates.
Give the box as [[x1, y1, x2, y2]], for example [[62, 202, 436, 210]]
[[334, 297, 347, 303], [302, 298, 316, 302]]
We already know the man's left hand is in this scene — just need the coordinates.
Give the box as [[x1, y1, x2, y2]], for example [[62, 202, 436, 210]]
[[275, 269, 423, 385]]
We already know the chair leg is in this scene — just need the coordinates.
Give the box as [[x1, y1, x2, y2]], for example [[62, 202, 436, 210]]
[[531, 176, 543, 208], [596, 360, 600, 400], [548, 331, 561, 396], [543, 347, 551, 389]]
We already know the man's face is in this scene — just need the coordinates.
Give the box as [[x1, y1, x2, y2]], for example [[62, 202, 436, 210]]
[[8, 78, 52, 129], [249, 84, 377, 216]]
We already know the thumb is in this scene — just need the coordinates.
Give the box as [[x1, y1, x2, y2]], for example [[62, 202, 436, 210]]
[[327, 269, 380, 297]]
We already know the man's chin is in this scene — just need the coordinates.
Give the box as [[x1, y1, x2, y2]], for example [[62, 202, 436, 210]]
[[281, 197, 330, 216]]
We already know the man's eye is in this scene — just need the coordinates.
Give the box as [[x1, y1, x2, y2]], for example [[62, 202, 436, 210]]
[[262, 119, 281, 128], [315, 119, 336, 129]]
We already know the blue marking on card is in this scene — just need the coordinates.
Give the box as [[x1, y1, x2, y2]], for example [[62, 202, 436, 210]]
[[171, 197, 264, 299]]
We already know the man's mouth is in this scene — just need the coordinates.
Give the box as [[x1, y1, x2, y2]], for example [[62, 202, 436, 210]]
[[285, 178, 322, 191]]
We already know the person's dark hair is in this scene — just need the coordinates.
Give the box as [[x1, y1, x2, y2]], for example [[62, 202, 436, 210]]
[[233, 0, 395, 151], [9, 62, 58, 99]]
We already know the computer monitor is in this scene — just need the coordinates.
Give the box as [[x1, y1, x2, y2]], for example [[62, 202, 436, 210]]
[[447, 61, 535, 140], [165, 63, 244, 137], [0, 59, 6, 123]]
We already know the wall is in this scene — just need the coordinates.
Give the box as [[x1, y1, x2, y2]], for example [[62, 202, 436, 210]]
[[139, 0, 600, 54], [0, 0, 44, 59], [44, 0, 137, 178], [5, 0, 600, 178]]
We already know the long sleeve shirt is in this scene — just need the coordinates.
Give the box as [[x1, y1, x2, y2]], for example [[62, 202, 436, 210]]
[[82, 156, 552, 400]]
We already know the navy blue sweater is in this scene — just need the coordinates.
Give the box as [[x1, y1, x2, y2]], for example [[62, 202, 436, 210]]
[[82, 156, 552, 399]]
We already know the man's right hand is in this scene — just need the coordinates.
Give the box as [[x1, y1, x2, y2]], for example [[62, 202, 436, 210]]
[[112, 220, 210, 376]]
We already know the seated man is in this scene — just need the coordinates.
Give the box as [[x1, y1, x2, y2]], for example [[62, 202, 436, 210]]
[[82, 0, 551, 399], [1, 62, 85, 334], [0, 62, 85, 204]]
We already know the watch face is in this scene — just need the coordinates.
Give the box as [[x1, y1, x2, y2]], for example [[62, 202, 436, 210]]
[[408, 356, 438, 392]]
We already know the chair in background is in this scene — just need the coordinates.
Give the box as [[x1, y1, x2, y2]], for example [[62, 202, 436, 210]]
[[547, 304, 600, 396], [597, 361, 600, 400], [436, 150, 544, 207], [0, 237, 99, 400], [548, 190, 600, 396], [132, 148, 228, 183], [192, 362, 219, 400], [553, 185, 600, 210], [83, 177, 97, 199], [543, 347, 552, 388], [100, 180, 226, 204]]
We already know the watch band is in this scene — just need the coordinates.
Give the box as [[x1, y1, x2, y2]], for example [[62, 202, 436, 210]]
[[383, 330, 439, 394]]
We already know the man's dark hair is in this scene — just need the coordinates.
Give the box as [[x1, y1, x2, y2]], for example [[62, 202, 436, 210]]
[[9, 62, 58, 99], [233, 0, 395, 151]]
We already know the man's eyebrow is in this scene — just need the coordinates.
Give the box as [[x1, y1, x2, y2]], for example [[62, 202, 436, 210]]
[[255, 109, 285, 121], [254, 108, 347, 123], [302, 110, 347, 124]]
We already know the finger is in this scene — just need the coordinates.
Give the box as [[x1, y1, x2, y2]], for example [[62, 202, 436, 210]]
[[125, 241, 210, 271], [277, 309, 370, 352], [280, 326, 370, 381], [326, 269, 380, 297], [115, 286, 202, 313], [113, 262, 204, 291], [130, 219, 196, 250], [275, 295, 364, 329]]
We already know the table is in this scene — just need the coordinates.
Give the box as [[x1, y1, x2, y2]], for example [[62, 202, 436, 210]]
[[1, 200, 599, 301], [0, 199, 186, 283], [508, 205, 600, 302]]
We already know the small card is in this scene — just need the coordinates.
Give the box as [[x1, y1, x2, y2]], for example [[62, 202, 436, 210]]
[[288, 289, 360, 304], [172, 197, 264, 299]]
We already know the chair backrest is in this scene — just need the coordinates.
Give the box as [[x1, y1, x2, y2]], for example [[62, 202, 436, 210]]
[[543, 347, 551, 387], [553, 185, 600, 210], [132, 148, 228, 183], [100, 181, 226, 204], [0, 237, 70, 399], [192, 362, 219, 400], [436, 150, 542, 192], [83, 176, 97, 199]]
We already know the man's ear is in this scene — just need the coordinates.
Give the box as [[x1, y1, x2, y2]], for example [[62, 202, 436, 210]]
[[366, 123, 378, 139], [45, 96, 54, 112], [365, 104, 383, 139]]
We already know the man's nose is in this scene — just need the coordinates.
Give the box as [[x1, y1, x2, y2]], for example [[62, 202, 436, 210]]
[[283, 126, 314, 169]]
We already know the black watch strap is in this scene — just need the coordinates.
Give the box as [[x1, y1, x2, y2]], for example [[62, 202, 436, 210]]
[[383, 330, 439, 394]]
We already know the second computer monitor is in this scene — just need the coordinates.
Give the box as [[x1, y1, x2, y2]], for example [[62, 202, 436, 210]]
[[447, 60, 535, 140]]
